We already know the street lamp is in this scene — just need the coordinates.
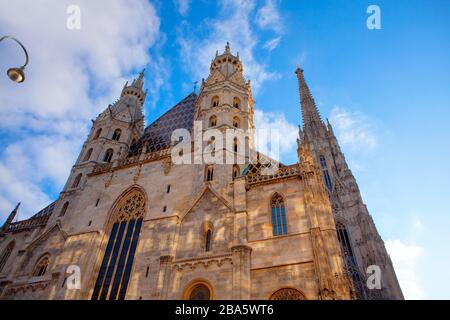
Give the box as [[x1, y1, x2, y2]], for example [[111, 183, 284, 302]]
[[0, 35, 29, 83]]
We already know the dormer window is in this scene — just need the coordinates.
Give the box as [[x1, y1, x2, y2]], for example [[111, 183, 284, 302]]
[[211, 96, 219, 108]]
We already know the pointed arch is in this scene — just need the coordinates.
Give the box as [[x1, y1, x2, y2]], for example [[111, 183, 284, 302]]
[[112, 128, 122, 141], [335, 220, 366, 299], [211, 96, 219, 108], [209, 115, 217, 127], [59, 201, 69, 217], [233, 116, 240, 128], [0, 241, 15, 273], [271, 193, 287, 236], [319, 155, 332, 191], [72, 173, 82, 188], [233, 97, 240, 109], [103, 148, 114, 163], [92, 186, 147, 300], [93, 128, 102, 140], [83, 148, 93, 162], [32, 254, 50, 277]]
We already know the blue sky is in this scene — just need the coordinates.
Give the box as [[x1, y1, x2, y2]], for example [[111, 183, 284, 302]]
[[1, 0, 449, 299]]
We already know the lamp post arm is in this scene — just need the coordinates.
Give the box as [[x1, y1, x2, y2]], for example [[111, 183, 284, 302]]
[[0, 35, 29, 68]]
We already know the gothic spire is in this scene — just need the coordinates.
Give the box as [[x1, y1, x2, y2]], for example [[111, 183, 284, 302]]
[[131, 68, 145, 89], [295, 67, 322, 127], [1, 202, 20, 233]]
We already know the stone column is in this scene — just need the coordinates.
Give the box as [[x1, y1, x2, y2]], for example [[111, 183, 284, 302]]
[[231, 245, 252, 299], [156, 255, 173, 300]]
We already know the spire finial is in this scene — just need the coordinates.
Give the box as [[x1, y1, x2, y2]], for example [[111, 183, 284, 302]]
[[131, 68, 146, 89], [295, 66, 322, 127], [225, 42, 231, 53], [1, 202, 20, 233], [193, 80, 198, 93]]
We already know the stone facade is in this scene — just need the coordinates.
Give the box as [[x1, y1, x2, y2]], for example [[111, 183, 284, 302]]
[[0, 44, 403, 300]]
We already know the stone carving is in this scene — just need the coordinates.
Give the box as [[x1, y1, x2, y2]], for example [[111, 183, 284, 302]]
[[270, 288, 306, 300], [115, 189, 146, 222]]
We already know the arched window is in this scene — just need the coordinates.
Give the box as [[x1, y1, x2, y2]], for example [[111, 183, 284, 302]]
[[319, 155, 333, 191], [187, 283, 211, 300], [103, 149, 114, 163], [0, 242, 15, 273], [112, 129, 121, 141], [72, 173, 82, 188], [271, 193, 287, 236], [233, 116, 240, 128], [211, 96, 219, 108], [33, 256, 49, 277], [233, 97, 240, 108], [270, 288, 306, 300], [207, 137, 216, 157], [336, 222, 353, 255], [233, 138, 238, 153], [209, 115, 217, 127], [93, 128, 102, 140], [83, 148, 93, 162], [92, 188, 145, 300], [59, 202, 69, 217], [232, 165, 240, 180], [336, 221, 366, 299], [205, 229, 212, 252], [205, 166, 214, 181]]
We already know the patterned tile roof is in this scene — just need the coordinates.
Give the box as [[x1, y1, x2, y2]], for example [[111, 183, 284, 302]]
[[128, 92, 197, 156]]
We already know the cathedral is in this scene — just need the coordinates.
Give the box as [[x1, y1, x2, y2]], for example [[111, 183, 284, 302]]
[[0, 44, 403, 300]]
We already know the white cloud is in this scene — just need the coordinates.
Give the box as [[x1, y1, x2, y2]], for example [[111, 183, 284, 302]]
[[176, 0, 282, 92], [263, 37, 281, 51], [385, 239, 424, 299], [254, 109, 298, 162], [255, 0, 283, 33], [329, 106, 378, 151], [0, 0, 162, 221], [174, 0, 191, 16]]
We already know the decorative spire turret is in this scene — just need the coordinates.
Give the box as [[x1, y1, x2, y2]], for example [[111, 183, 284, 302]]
[[295, 67, 322, 127], [1, 202, 20, 234], [120, 69, 147, 106], [131, 68, 145, 89]]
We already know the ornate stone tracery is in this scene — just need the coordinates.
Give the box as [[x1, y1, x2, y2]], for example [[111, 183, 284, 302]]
[[114, 189, 146, 222], [270, 288, 306, 300]]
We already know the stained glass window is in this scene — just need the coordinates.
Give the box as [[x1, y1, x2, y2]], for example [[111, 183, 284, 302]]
[[189, 284, 211, 300], [336, 222, 366, 299], [319, 155, 333, 191], [92, 189, 145, 300], [205, 230, 212, 252], [271, 193, 287, 236], [33, 256, 49, 277]]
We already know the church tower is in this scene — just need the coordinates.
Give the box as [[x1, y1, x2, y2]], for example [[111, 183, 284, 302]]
[[195, 43, 255, 188], [54, 71, 147, 223], [295, 67, 403, 300]]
